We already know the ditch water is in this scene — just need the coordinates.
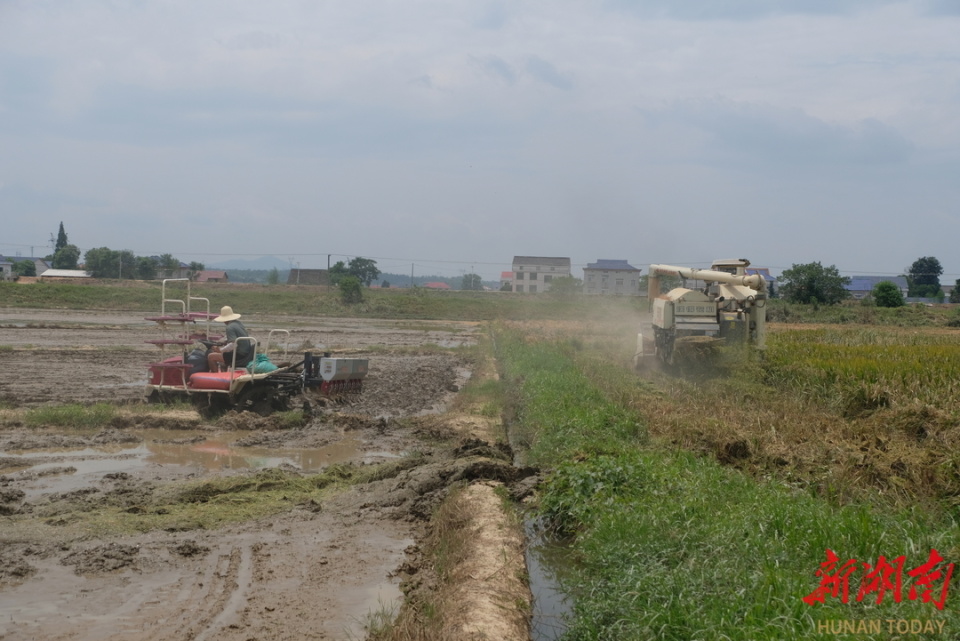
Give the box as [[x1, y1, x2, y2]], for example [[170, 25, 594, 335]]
[[525, 518, 575, 641], [504, 406, 576, 641]]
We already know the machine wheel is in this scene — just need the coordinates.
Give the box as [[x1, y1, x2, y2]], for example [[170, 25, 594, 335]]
[[146, 389, 185, 406], [192, 393, 231, 419], [235, 385, 288, 416], [653, 328, 675, 365]]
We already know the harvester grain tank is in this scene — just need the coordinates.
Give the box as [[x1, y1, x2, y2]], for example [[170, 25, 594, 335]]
[[636, 258, 768, 367]]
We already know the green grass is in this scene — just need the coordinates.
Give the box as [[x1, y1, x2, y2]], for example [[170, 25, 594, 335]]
[[552, 449, 958, 640], [496, 330, 647, 462], [766, 299, 955, 327], [495, 326, 960, 641], [24, 403, 117, 428], [0, 280, 646, 321]]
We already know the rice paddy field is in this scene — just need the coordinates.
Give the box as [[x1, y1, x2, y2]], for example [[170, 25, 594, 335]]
[[5, 280, 960, 639], [497, 319, 960, 640]]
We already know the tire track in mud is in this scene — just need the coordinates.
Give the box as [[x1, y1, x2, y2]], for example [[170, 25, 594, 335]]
[[191, 546, 251, 641], [103, 545, 249, 641]]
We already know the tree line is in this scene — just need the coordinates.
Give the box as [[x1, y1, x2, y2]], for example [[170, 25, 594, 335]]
[[9, 223, 204, 280], [15, 224, 956, 305], [778, 256, 957, 307]]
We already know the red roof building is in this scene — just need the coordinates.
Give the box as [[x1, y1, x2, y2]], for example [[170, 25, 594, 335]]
[[195, 270, 228, 283]]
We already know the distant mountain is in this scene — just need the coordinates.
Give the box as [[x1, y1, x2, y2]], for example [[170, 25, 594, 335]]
[[207, 256, 292, 270]]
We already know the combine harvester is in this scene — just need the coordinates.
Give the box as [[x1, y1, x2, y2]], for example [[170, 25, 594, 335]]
[[635, 258, 768, 368], [144, 279, 368, 416]]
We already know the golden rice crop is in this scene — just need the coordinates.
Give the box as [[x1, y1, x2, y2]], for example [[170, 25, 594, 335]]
[[765, 327, 960, 408]]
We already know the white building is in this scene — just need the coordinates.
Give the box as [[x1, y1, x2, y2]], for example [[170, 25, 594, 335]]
[[510, 256, 571, 293]]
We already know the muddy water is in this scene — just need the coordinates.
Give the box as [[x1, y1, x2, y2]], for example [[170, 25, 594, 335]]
[[2, 428, 402, 497]]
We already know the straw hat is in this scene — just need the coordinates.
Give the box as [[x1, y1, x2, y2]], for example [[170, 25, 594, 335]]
[[214, 305, 242, 322]]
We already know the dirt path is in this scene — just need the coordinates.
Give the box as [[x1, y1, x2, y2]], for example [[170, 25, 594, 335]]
[[0, 310, 533, 640]]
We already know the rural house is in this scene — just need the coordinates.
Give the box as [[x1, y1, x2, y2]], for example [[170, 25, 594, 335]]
[[583, 259, 642, 295], [195, 270, 229, 283], [845, 276, 909, 300], [0, 255, 51, 278], [510, 256, 571, 293]]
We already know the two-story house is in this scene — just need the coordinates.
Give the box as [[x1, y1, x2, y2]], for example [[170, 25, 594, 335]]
[[583, 259, 642, 295], [511, 256, 571, 293]]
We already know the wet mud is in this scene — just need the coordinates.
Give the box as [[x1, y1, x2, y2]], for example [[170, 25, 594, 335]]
[[0, 310, 532, 640]]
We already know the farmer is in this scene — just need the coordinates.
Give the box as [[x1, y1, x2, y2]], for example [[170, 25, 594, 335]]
[[207, 305, 254, 371]]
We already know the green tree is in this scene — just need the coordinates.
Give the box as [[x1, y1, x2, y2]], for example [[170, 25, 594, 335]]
[[188, 262, 205, 281], [52, 244, 81, 269], [872, 281, 905, 308], [55, 222, 69, 253], [266, 267, 280, 285], [778, 262, 851, 305], [13, 259, 36, 277], [339, 275, 363, 304], [158, 254, 180, 278], [84, 247, 119, 278], [381, 280, 391, 288], [547, 276, 583, 296], [907, 256, 943, 298], [347, 257, 381, 286], [84, 247, 136, 279], [950, 279, 960, 304], [461, 273, 483, 290], [137, 256, 159, 280], [118, 250, 136, 279], [328, 261, 348, 286]]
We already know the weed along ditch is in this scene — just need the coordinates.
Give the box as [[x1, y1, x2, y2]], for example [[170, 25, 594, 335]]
[[5, 295, 960, 640]]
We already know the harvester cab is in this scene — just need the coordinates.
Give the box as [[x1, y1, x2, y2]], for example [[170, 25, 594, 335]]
[[635, 258, 767, 368]]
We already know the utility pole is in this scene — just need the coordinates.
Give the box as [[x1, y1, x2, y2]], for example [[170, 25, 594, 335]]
[[410, 263, 414, 288]]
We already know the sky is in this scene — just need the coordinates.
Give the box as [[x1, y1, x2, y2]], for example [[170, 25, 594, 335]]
[[1, 0, 958, 282]]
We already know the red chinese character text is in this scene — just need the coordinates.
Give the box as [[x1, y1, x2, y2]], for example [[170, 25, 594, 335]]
[[803, 549, 860, 606], [907, 549, 954, 610], [857, 554, 905, 605]]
